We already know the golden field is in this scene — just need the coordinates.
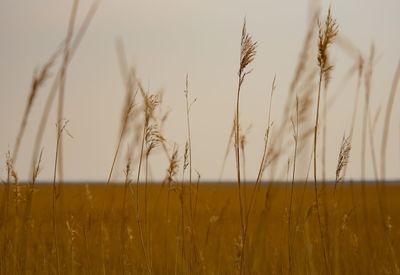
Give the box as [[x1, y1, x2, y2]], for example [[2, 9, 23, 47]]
[[1, 183, 399, 274], [1, 2, 400, 274]]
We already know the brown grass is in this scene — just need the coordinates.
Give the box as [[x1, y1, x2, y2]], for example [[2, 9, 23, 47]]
[[2, 3, 400, 275], [1, 184, 400, 274]]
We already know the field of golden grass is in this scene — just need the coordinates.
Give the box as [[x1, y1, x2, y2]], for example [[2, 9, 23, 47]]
[[2, 2, 400, 274], [1, 183, 399, 274]]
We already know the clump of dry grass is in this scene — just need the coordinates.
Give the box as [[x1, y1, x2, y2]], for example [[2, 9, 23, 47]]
[[165, 146, 179, 188], [3, 2, 400, 275]]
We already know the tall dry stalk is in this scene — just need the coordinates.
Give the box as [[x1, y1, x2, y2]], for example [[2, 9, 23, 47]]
[[19, 149, 43, 272], [314, 8, 338, 274], [379, 60, 400, 270], [343, 54, 364, 178], [144, 123, 164, 271], [101, 42, 137, 273], [288, 96, 299, 274], [56, 0, 79, 182], [52, 120, 72, 275], [184, 74, 196, 222], [30, 1, 99, 178], [235, 18, 257, 275], [322, 79, 327, 182], [134, 88, 161, 275], [183, 74, 201, 273], [381, 60, 400, 180], [245, 76, 275, 239], [120, 150, 132, 269], [218, 118, 235, 181], [106, 69, 136, 185], [163, 145, 179, 272], [1, 152, 13, 274], [240, 124, 252, 187], [12, 51, 60, 165], [361, 45, 375, 181], [269, 14, 317, 180]]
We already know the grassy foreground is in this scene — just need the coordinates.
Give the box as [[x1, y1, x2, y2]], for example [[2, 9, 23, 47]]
[[0, 183, 399, 274]]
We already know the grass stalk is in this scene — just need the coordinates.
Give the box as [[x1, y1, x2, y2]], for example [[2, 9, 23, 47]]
[[30, 1, 99, 177], [52, 120, 71, 275], [314, 8, 338, 274], [56, 0, 79, 183], [288, 97, 299, 274], [234, 18, 257, 275], [381, 60, 400, 180], [184, 74, 194, 222]]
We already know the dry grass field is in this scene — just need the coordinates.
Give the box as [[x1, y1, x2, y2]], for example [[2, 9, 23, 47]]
[[1, 1, 400, 274], [1, 183, 399, 274]]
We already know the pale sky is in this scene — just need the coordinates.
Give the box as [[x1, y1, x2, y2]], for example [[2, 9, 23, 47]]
[[1, 0, 400, 182]]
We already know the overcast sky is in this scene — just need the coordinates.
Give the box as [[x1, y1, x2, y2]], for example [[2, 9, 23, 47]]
[[1, 0, 399, 182]]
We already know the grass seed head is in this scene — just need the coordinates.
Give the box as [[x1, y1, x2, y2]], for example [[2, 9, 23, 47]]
[[239, 18, 257, 81], [318, 8, 338, 86], [336, 135, 352, 183]]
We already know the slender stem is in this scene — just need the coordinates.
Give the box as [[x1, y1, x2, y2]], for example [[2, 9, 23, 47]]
[[246, 77, 275, 221], [57, 0, 79, 183], [52, 125, 62, 275], [107, 123, 127, 185], [343, 62, 362, 179], [184, 82, 193, 222], [235, 77, 246, 275], [135, 123, 151, 274], [314, 71, 330, 274], [322, 87, 327, 182], [381, 61, 400, 180], [288, 98, 298, 274]]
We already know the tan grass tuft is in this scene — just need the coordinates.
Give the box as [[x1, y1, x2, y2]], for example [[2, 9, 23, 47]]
[[145, 124, 165, 156], [317, 8, 338, 87], [165, 146, 179, 186], [239, 19, 257, 84], [335, 135, 352, 187]]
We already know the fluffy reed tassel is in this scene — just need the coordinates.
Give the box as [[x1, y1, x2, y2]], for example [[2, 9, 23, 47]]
[[335, 135, 352, 190]]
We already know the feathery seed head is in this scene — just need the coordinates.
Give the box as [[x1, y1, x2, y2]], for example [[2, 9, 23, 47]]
[[144, 93, 161, 124], [239, 18, 257, 80], [318, 8, 338, 86], [145, 124, 164, 155], [165, 146, 179, 185], [336, 135, 351, 183]]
